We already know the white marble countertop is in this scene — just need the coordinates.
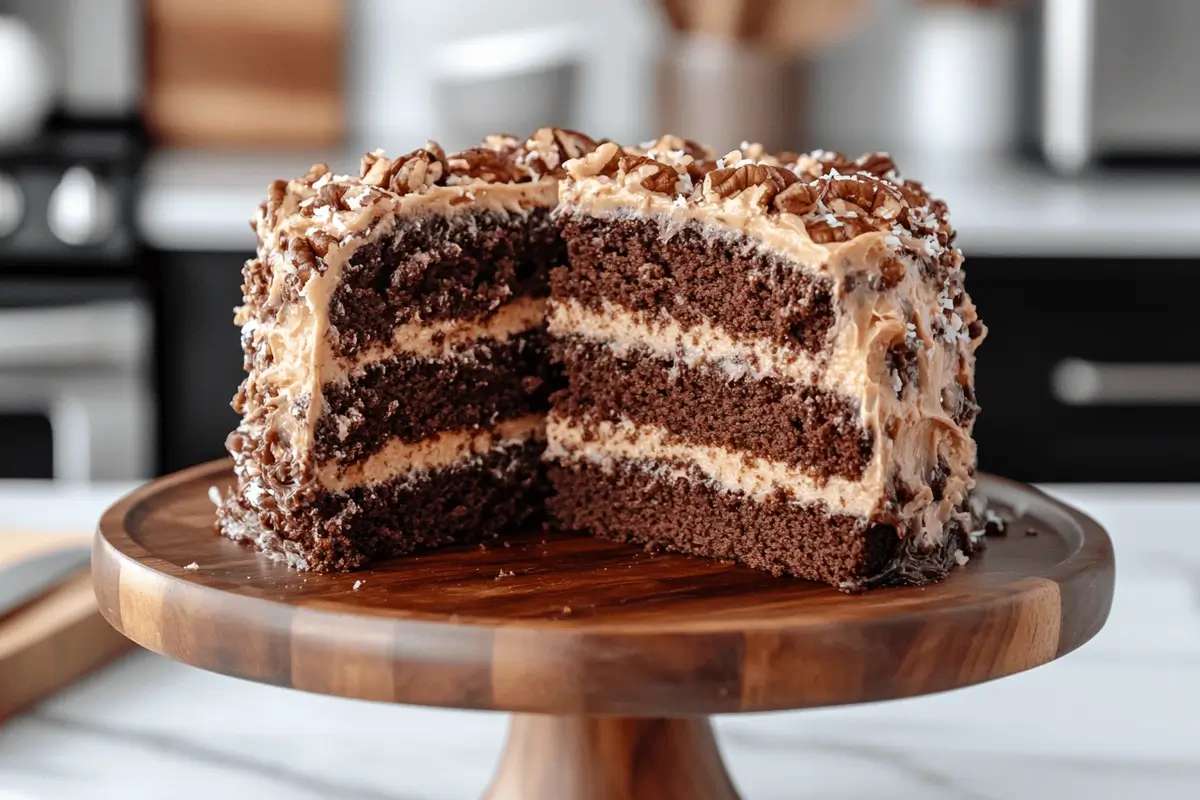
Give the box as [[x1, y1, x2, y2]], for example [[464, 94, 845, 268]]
[[1, 482, 1198, 799]]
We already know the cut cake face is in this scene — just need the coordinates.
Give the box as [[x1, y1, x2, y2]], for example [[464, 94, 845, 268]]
[[547, 138, 984, 588]]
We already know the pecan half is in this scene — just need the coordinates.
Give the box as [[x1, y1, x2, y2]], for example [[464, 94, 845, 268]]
[[804, 218, 851, 244], [300, 163, 330, 184], [263, 179, 288, 227], [387, 147, 447, 195], [306, 230, 336, 258], [706, 163, 798, 206], [482, 133, 521, 152], [796, 150, 856, 178], [360, 149, 385, 179], [285, 235, 318, 283], [522, 127, 599, 176], [614, 155, 678, 194], [644, 134, 713, 163], [686, 158, 718, 183], [825, 174, 904, 218], [315, 182, 348, 212], [773, 182, 820, 215], [447, 147, 526, 183], [855, 152, 897, 177]]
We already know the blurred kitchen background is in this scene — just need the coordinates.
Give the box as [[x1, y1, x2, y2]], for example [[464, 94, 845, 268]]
[[0, 0, 1197, 485]]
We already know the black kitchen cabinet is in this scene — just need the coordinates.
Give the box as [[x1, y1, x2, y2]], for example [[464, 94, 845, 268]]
[[157, 252, 246, 473], [967, 256, 1200, 483]]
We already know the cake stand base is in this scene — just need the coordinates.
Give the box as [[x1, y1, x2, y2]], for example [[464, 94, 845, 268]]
[[485, 715, 738, 800], [93, 461, 1114, 800]]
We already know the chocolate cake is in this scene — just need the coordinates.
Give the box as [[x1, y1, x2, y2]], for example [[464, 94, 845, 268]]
[[217, 129, 987, 590]]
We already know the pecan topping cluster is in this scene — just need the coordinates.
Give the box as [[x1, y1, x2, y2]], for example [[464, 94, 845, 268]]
[[446, 146, 526, 184], [640, 134, 716, 181], [704, 162, 798, 208], [683, 148, 955, 256], [600, 152, 681, 195], [360, 144, 448, 195], [519, 127, 600, 177]]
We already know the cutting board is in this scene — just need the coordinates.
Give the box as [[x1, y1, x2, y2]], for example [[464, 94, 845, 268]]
[[0, 532, 133, 724]]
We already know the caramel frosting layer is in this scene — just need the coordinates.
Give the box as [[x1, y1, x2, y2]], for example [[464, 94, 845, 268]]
[[548, 297, 825, 385], [317, 415, 546, 493], [329, 295, 547, 383], [546, 414, 878, 517]]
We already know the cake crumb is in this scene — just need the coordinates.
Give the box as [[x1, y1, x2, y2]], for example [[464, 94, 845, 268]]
[[353, 580, 364, 590], [479, 543, 487, 551], [562, 606, 572, 615], [184, 561, 199, 571], [496, 569, 515, 580], [206, 486, 222, 506], [953, 549, 969, 567], [503, 541, 511, 549]]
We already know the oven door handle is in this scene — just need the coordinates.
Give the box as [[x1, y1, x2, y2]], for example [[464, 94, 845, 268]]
[[1051, 358, 1200, 406]]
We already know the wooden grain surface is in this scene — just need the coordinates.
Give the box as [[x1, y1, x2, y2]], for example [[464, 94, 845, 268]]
[[1, 533, 134, 724], [484, 715, 740, 800], [93, 460, 1114, 716], [143, 0, 344, 148]]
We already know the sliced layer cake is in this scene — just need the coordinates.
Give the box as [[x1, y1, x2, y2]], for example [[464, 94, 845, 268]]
[[546, 139, 986, 589], [217, 128, 601, 570], [216, 130, 987, 590]]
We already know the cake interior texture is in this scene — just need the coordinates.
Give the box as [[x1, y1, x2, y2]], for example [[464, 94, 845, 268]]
[[216, 129, 988, 590]]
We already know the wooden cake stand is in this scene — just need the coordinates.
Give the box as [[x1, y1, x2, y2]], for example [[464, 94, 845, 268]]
[[94, 461, 1114, 800]]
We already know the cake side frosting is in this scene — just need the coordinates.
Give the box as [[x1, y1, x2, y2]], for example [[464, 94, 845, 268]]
[[220, 128, 602, 567]]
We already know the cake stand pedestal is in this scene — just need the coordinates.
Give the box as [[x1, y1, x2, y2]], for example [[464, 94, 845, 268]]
[[94, 461, 1114, 800]]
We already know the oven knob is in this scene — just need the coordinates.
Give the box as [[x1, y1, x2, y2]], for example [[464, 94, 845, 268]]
[[48, 165, 117, 246], [0, 172, 22, 238]]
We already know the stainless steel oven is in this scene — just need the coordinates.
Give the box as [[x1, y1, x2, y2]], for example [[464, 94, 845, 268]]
[[0, 280, 153, 480], [1036, 0, 1200, 171]]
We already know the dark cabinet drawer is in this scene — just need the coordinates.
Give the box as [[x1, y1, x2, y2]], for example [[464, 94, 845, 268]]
[[968, 256, 1200, 482], [157, 252, 246, 472]]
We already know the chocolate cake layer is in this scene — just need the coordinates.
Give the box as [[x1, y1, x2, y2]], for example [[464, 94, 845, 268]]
[[329, 208, 563, 356], [314, 330, 557, 463], [553, 214, 835, 353], [548, 459, 893, 585], [551, 337, 871, 480], [223, 440, 545, 572], [548, 460, 970, 588]]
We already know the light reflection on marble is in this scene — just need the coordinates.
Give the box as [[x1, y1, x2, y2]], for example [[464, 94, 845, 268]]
[[1, 484, 1197, 799]]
